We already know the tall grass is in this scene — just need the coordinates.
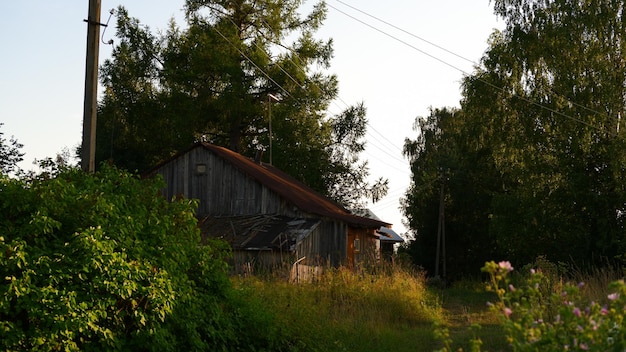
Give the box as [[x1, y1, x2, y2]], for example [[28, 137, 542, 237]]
[[233, 258, 624, 351], [517, 256, 625, 310], [570, 264, 624, 303], [234, 264, 444, 351]]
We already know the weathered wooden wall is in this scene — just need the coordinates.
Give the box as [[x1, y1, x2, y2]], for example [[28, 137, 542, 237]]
[[296, 219, 346, 267], [347, 227, 378, 268], [154, 145, 349, 267], [155, 146, 293, 216]]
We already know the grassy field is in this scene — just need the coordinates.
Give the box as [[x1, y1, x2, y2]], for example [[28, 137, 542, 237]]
[[233, 265, 510, 351]]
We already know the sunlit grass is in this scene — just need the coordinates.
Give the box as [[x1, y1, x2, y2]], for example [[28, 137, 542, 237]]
[[234, 264, 443, 351], [232, 260, 626, 351]]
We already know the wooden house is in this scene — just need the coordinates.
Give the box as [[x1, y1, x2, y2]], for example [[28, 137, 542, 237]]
[[148, 142, 390, 270], [355, 209, 405, 262]]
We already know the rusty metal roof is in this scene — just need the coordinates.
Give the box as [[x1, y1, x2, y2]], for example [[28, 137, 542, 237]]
[[196, 143, 390, 228], [151, 142, 390, 228]]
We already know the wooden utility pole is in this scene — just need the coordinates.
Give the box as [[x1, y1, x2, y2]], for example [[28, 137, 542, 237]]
[[81, 0, 102, 172], [434, 175, 446, 279]]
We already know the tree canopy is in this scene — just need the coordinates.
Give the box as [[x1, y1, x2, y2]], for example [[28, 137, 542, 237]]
[[0, 123, 24, 176], [401, 0, 626, 277], [96, 0, 386, 209]]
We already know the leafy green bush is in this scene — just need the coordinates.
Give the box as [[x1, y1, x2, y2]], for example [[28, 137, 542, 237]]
[[0, 166, 284, 351], [482, 260, 626, 351]]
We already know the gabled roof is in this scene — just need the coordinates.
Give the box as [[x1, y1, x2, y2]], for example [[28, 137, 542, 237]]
[[354, 209, 404, 243], [377, 227, 404, 243], [151, 142, 390, 229]]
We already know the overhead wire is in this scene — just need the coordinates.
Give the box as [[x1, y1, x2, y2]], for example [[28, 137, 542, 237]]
[[334, 0, 611, 120], [252, 16, 410, 172], [326, 0, 616, 135], [365, 131, 407, 164], [257, 16, 409, 153], [333, 0, 475, 66], [210, 24, 293, 98], [222, 14, 306, 91], [210, 14, 411, 185]]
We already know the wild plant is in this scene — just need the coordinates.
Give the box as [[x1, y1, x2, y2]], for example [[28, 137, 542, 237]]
[[482, 260, 626, 351]]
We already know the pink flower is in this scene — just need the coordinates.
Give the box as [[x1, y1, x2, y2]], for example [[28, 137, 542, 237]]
[[573, 307, 581, 317], [498, 261, 513, 272], [509, 284, 515, 292], [504, 307, 512, 318], [608, 293, 619, 301]]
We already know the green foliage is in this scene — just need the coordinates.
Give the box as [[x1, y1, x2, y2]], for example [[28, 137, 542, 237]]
[[400, 108, 499, 278], [0, 166, 287, 351], [402, 0, 626, 273], [482, 260, 626, 351], [472, 0, 626, 266], [0, 123, 24, 176], [324, 103, 389, 209]]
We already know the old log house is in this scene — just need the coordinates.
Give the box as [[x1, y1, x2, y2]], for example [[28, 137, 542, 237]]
[[148, 142, 391, 271]]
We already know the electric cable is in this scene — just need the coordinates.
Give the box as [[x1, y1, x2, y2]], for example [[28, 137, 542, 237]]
[[326, 1, 616, 135]]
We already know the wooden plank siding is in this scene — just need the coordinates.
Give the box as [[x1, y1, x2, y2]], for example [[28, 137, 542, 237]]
[[156, 146, 285, 216], [153, 145, 350, 266], [296, 219, 347, 267], [347, 227, 378, 269], [150, 143, 390, 268]]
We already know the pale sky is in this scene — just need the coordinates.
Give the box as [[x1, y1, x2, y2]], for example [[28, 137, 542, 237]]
[[0, 1, 502, 236]]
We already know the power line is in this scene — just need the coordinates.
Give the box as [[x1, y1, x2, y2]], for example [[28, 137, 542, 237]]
[[210, 24, 293, 98], [332, 0, 475, 66], [256, 16, 408, 159], [365, 131, 408, 165], [327, 3, 467, 75], [220, 15, 306, 91], [367, 126, 404, 153], [331, 0, 613, 121], [254, 17, 409, 164], [211, 16, 411, 180], [326, 1, 615, 135]]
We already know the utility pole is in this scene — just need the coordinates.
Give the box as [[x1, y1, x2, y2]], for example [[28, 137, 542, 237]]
[[81, 0, 102, 172], [434, 173, 446, 279]]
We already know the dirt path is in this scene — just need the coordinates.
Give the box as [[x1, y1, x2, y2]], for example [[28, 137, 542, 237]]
[[437, 286, 510, 351]]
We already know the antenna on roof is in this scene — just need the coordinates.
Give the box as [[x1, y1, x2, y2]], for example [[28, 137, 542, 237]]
[[268, 94, 280, 165]]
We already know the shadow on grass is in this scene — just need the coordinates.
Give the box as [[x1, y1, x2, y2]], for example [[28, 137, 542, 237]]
[[434, 281, 511, 351]]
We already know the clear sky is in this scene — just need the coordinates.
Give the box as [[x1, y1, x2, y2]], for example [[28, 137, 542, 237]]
[[0, 1, 501, 237]]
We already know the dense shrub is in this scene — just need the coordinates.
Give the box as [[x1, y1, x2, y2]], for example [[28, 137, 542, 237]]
[[482, 261, 626, 351], [0, 166, 284, 351]]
